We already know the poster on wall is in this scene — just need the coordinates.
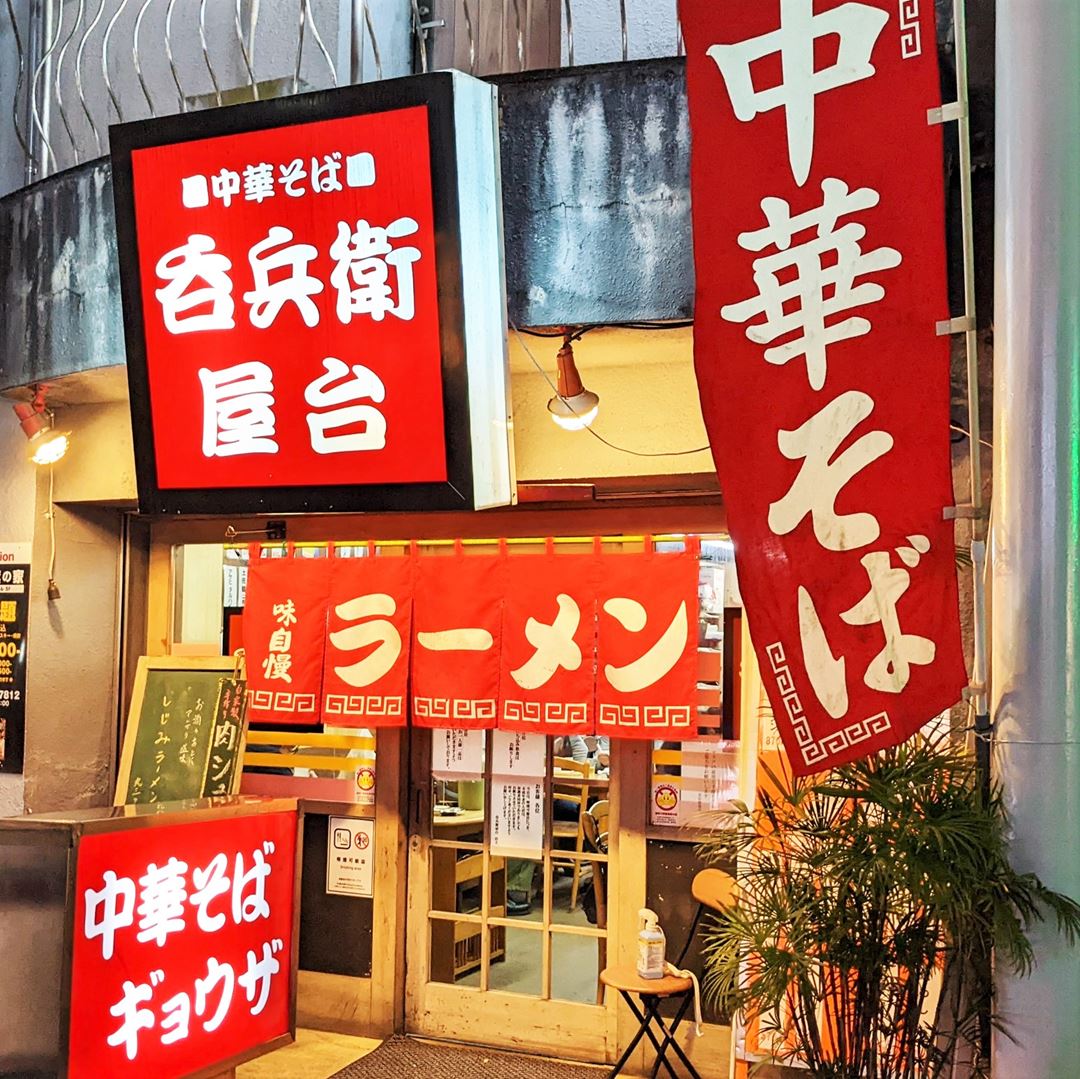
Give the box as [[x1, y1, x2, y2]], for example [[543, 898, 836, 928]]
[[650, 739, 740, 828], [679, 0, 966, 773], [491, 779, 545, 854], [492, 730, 546, 777], [0, 542, 30, 774], [431, 728, 486, 779]]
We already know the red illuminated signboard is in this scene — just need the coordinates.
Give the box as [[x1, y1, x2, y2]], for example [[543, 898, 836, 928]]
[[69, 810, 297, 1079], [111, 73, 512, 515]]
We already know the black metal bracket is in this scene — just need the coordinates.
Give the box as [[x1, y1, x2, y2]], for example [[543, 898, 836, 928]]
[[224, 520, 287, 543]]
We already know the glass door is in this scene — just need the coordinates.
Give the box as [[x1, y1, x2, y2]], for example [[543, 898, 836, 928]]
[[404, 728, 616, 1060]]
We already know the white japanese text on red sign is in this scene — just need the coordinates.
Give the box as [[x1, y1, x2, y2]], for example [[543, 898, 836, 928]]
[[155, 151, 421, 461], [710, 1, 937, 722]]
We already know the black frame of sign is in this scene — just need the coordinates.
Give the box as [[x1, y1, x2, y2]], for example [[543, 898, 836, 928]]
[[111, 73, 482, 516]]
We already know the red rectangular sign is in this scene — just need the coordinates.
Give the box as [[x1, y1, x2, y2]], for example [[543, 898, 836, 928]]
[[244, 553, 331, 727], [680, 0, 966, 773], [112, 74, 513, 516], [69, 810, 297, 1079], [129, 105, 445, 492]]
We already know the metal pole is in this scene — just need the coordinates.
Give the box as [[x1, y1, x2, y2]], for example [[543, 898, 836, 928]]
[[950, 0, 990, 786], [993, 0, 1080, 1075]]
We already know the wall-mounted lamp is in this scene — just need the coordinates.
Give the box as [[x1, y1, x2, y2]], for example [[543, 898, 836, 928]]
[[547, 335, 599, 431], [12, 385, 71, 466]]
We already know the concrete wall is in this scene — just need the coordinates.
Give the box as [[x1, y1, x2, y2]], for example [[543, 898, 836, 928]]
[[23, 489, 123, 812], [10, 399, 134, 813], [562, 0, 680, 66], [52, 398, 136, 505]]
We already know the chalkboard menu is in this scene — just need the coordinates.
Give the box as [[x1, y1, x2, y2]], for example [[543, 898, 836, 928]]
[[115, 657, 249, 805]]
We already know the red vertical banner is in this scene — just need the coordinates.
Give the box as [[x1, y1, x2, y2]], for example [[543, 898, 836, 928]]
[[243, 551, 330, 726], [596, 544, 699, 740], [411, 548, 504, 729], [499, 548, 599, 734], [321, 552, 414, 728], [679, 0, 966, 773]]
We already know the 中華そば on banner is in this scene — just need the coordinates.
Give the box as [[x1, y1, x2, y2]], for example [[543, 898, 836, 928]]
[[679, 0, 967, 773]]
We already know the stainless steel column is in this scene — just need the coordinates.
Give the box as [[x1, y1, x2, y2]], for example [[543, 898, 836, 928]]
[[993, 0, 1080, 1074]]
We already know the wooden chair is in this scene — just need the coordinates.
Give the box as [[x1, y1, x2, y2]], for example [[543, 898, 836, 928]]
[[672, 868, 737, 968], [551, 756, 591, 909], [588, 798, 610, 852]]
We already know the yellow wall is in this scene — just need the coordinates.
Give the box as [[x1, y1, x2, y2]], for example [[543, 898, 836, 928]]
[[37, 326, 713, 499], [509, 326, 713, 481], [52, 400, 137, 505]]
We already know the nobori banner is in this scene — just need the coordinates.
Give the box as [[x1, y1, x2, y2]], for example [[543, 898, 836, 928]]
[[111, 73, 513, 515], [679, 0, 966, 774]]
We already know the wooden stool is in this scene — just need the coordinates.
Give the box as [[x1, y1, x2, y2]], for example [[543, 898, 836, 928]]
[[600, 966, 702, 1079]]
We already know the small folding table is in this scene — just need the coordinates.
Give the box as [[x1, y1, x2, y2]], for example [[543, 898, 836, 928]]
[[600, 965, 703, 1079]]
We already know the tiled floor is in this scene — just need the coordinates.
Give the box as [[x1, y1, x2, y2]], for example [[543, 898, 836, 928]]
[[236, 1028, 379, 1079]]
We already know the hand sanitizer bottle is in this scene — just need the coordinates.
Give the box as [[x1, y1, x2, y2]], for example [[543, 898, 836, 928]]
[[636, 908, 666, 979]]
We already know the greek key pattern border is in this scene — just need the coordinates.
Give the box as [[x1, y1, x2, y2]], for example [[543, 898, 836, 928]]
[[766, 642, 891, 766], [899, 0, 922, 59], [413, 696, 497, 722], [502, 700, 590, 726], [597, 704, 692, 728], [324, 693, 404, 718], [249, 689, 317, 714]]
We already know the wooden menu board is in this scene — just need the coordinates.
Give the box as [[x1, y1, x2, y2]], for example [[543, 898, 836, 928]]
[[114, 656, 249, 805]]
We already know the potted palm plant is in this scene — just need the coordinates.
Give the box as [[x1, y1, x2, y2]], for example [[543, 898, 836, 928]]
[[698, 732, 1080, 1078]]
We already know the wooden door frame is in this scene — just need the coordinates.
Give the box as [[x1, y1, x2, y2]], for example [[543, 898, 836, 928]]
[[143, 532, 411, 1040]]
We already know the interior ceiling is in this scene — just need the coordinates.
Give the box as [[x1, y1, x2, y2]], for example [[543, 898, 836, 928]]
[[508, 325, 694, 372]]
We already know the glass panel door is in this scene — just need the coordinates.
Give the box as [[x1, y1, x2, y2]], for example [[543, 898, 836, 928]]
[[405, 730, 614, 1060]]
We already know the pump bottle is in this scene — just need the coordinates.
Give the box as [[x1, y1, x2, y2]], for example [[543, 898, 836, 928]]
[[636, 908, 666, 980]]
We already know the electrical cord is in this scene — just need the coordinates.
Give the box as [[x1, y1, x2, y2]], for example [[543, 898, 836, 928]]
[[511, 322, 712, 459], [950, 422, 993, 450], [516, 320, 694, 341], [47, 462, 58, 597]]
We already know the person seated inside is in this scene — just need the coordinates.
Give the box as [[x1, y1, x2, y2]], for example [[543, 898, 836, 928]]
[[559, 734, 610, 773], [506, 735, 610, 915]]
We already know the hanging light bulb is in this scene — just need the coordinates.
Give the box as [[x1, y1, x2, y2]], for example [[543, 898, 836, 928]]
[[547, 336, 599, 431], [12, 388, 71, 466]]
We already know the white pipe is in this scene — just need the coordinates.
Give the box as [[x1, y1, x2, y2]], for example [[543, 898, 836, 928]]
[[992, 0, 1080, 1074]]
